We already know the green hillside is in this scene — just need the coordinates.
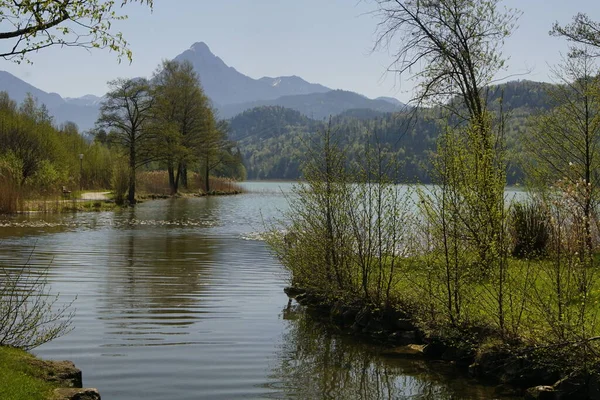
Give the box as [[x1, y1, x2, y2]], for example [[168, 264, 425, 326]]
[[230, 80, 554, 183]]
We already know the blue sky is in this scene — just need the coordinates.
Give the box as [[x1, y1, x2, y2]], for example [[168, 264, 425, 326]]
[[0, 0, 598, 103]]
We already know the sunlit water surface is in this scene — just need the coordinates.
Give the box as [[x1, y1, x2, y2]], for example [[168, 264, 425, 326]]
[[0, 182, 524, 399]]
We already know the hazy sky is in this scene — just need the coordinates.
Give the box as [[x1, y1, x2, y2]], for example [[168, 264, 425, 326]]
[[1, 0, 599, 103]]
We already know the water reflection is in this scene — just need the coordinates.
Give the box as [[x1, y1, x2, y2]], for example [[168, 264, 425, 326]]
[[99, 205, 219, 346], [268, 305, 516, 399]]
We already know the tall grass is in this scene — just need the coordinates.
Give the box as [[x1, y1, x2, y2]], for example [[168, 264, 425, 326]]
[[137, 171, 171, 196], [0, 173, 21, 213], [137, 170, 244, 196], [510, 199, 550, 258]]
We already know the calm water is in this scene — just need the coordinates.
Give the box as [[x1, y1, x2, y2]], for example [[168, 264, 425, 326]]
[[0, 182, 522, 399]]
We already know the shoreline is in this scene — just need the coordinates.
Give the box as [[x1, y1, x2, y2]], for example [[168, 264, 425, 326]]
[[0, 346, 100, 400], [1, 189, 245, 215], [285, 286, 600, 400]]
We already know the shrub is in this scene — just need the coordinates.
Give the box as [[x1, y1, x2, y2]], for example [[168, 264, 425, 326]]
[[0, 257, 73, 350], [510, 200, 550, 258]]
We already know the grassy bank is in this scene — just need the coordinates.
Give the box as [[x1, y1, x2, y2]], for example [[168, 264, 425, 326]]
[[22, 197, 118, 213], [0, 346, 59, 400]]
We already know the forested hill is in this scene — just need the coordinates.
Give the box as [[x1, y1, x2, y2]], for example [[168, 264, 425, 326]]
[[230, 80, 556, 182]]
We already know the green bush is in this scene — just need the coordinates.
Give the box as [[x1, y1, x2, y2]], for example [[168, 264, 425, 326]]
[[510, 200, 550, 258]]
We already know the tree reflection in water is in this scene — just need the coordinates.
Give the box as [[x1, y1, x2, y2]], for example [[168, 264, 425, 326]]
[[267, 305, 516, 400]]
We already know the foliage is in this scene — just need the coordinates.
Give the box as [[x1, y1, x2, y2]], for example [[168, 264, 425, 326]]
[[0, 91, 113, 211], [524, 51, 600, 261], [552, 13, 600, 55], [0, 0, 153, 63], [0, 151, 23, 213], [232, 79, 555, 183]]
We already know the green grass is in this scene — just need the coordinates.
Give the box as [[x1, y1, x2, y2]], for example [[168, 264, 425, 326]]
[[285, 240, 600, 350], [0, 346, 58, 400]]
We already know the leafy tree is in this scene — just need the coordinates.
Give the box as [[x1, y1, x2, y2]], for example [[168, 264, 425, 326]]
[[198, 119, 237, 192], [97, 78, 154, 204], [151, 60, 215, 193], [0, 0, 152, 63], [0, 94, 56, 186]]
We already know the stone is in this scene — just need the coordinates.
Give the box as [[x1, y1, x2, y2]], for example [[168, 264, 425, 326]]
[[382, 344, 426, 358], [283, 286, 306, 298], [294, 293, 307, 304], [525, 386, 558, 400], [27, 359, 82, 388], [54, 388, 101, 400]]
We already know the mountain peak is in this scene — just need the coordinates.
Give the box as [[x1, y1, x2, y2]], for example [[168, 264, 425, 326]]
[[190, 42, 213, 55]]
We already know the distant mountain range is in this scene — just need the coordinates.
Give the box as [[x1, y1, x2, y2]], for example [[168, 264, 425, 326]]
[[220, 89, 403, 119], [0, 42, 407, 130]]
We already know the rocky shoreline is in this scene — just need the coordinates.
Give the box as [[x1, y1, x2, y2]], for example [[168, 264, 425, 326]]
[[284, 286, 600, 400], [27, 356, 100, 400]]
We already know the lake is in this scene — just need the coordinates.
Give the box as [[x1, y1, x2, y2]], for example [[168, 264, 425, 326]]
[[0, 182, 522, 399]]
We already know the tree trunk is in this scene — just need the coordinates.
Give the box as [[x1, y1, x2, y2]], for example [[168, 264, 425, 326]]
[[168, 163, 177, 195], [128, 145, 136, 204], [181, 163, 188, 189], [173, 165, 181, 195], [205, 158, 210, 193]]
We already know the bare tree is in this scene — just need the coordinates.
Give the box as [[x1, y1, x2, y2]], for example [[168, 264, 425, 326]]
[[97, 78, 154, 204], [373, 0, 519, 122]]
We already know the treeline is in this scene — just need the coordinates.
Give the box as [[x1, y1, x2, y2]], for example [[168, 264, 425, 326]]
[[0, 93, 115, 212], [0, 60, 244, 211], [231, 80, 556, 183]]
